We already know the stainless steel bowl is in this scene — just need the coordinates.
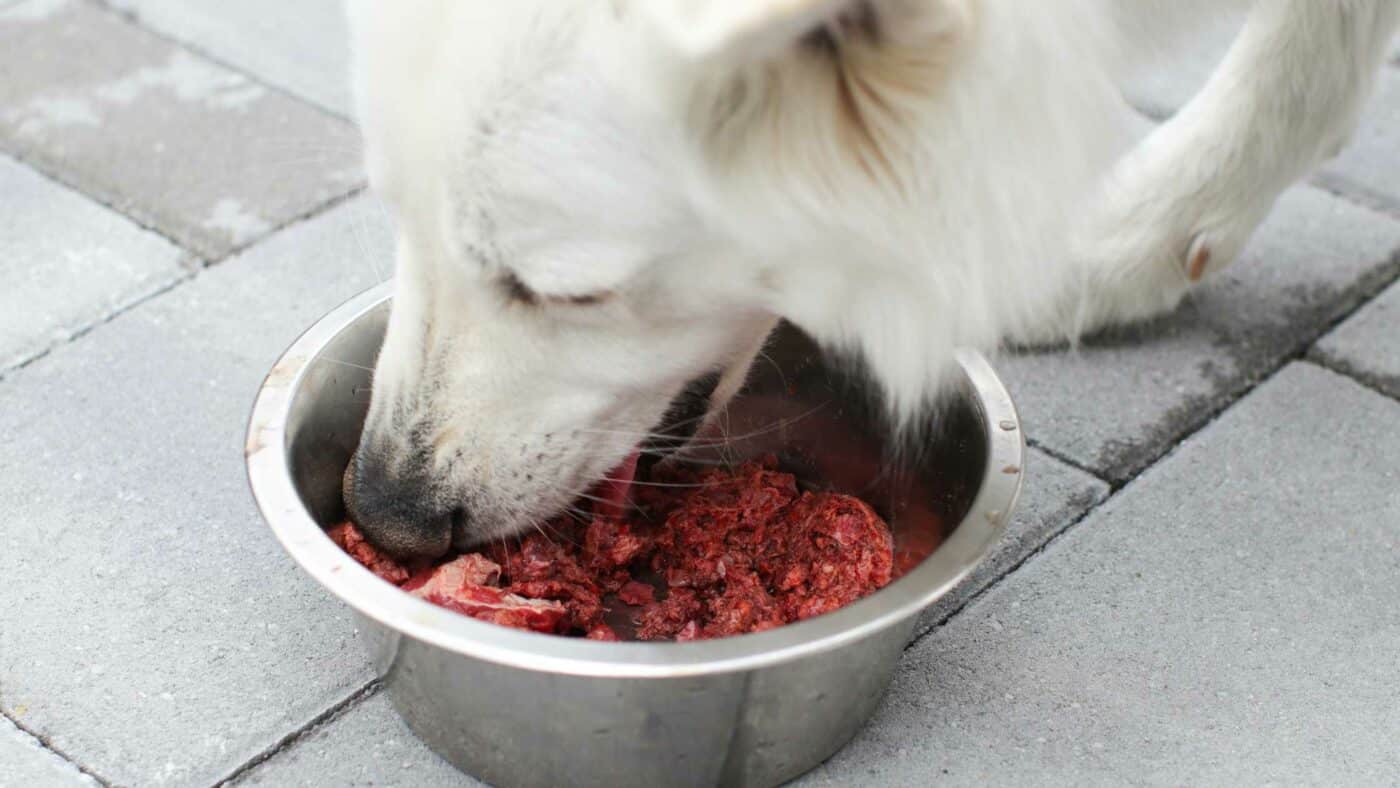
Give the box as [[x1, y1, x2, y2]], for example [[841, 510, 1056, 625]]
[[245, 282, 1023, 788]]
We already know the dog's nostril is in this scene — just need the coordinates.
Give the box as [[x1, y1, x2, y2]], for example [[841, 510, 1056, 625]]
[[342, 449, 454, 561]]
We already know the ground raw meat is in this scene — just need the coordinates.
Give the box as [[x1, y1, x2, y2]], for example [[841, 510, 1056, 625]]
[[617, 580, 655, 606], [328, 457, 895, 641], [327, 521, 414, 585]]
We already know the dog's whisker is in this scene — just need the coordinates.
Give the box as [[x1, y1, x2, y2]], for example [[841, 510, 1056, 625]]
[[571, 429, 743, 449], [567, 489, 647, 515], [351, 198, 391, 284], [755, 349, 791, 393], [539, 519, 575, 542], [317, 357, 376, 372], [528, 521, 562, 549], [497, 535, 514, 576], [622, 479, 722, 489], [560, 505, 592, 524], [709, 403, 829, 443], [576, 415, 714, 441]]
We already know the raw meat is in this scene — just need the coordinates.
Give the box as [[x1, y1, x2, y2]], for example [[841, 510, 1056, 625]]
[[329, 457, 895, 641], [407, 555, 567, 634], [327, 521, 413, 585]]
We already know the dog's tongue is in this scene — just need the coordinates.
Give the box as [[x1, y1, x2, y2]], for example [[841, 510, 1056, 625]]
[[589, 451, 640, 519]]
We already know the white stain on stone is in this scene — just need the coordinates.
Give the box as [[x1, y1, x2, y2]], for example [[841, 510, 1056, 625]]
[[0, 0, 74, 23], [96, 51, 267, 112], [7, 95, 100, 137], [2, 716, 100, 787], [202, 199, 271, 242]]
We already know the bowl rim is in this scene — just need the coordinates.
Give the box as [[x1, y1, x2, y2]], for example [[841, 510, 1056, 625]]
[[245, 282, 1024, 678]]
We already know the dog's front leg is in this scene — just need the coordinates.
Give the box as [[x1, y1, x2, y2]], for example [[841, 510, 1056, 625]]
[[1065, 0, 1399, 338]]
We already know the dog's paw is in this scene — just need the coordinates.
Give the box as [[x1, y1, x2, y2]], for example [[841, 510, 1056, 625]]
[[1014, 129, 1275, 346], [1076, 190, 1265, 321]]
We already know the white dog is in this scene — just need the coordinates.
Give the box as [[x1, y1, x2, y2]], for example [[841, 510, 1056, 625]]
[[341, 0, 1398, 558]]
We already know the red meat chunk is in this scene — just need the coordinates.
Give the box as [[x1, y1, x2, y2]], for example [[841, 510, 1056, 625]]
[[586, 623, 621, 641], [617, 580, 655, 606], [406, 555, 567, 634], [404, 552, 499, 591], [490, 531, 610, 631], [329, 456, 898, 641], [690, 568, 786, 639], [583, 517, 650, 571], [637, 588, 704, 641], [327, 521, 412, 585], [767, 492, 894, 621]]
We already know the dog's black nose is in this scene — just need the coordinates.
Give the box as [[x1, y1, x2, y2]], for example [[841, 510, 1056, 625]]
[[342, 448, 454, 560]]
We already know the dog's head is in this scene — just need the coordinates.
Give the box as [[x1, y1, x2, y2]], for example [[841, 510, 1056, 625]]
[[342, 0, 1122, 558]]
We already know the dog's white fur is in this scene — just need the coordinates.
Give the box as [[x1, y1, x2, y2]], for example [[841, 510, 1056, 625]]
[[343, 0, 1398, 555]]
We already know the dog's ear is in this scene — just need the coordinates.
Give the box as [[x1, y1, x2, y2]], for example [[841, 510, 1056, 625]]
[[640, 0, 866, 62]]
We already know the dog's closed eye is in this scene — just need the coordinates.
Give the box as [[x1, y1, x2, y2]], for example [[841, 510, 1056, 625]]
[[501, 271, 612, 307]]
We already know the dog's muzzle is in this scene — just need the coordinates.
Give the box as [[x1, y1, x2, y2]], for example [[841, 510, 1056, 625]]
[[342, 447, 455, 560]]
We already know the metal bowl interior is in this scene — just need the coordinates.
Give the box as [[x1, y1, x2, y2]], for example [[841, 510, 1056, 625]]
[[246, 283, 1023, 678]]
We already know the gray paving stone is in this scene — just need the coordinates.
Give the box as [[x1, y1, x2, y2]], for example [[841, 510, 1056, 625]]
[[232, 693, 478, 788], [914, 448, 1108, 638], [0, 0, 57, 15], [105, 0, 352, 118], [1120, 11, 1244, 118], [799, 362, 1400, 787], [0, 152, 186, 374], [1319, 67, 1400, 213], [1311, 278, 1400, 401], [0, 0, 363, 261], [0, 716, 98, 788], [0, 197, 394, 786], [1003, 185, 1400, 484]]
